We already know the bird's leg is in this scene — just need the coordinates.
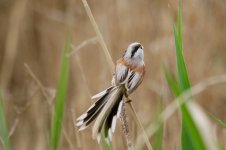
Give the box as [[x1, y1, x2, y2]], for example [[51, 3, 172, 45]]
[[124, 93, 132, 103]]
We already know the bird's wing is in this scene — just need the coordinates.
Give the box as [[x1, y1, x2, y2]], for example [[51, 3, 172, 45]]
[[114, 59, 130, 85], [126, 65, 145, 94]]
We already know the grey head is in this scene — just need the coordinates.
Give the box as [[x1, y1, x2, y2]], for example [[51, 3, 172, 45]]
[[123, 42, 144, 64]]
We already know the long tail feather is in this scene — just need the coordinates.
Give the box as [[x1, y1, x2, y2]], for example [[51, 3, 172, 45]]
[[92, 86, 124, 140], [76, 86, 124, 142], [91, 87, 114, 100], [76, 86, 115, 130], [104, 99, 123, 141]]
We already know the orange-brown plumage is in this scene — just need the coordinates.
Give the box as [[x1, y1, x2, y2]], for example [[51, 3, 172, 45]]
[[116, 58, 145, 72]]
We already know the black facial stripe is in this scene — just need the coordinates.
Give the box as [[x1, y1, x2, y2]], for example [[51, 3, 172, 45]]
[[131, 44, 141, 58]]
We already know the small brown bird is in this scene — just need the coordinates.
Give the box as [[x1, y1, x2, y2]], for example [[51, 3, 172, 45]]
[[76, 42, 145, 142]]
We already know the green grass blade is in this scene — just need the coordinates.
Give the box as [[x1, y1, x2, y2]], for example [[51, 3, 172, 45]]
[[164, 65, 195, 150], [164, 65, 207, 150], [208, 113, 226, 129], [173, 27, 190, 90], [171, 1, 218, 148], [50, 35, 71, 150], [174, 1, 204, 149], [101, 139, 112, 150], [0, 89, 11, 150], [152, 99, 164, 150], [177, 0, 182, 51], [169, 1, 215, 147], [181, 106, 205, 150], [101, 123, 112, 150], [163, 64, 180, 96], [173, 0, 190, 90], [163, 64, 199, 149], [208, 114, 225, 150], [101, 134, 112, 150]]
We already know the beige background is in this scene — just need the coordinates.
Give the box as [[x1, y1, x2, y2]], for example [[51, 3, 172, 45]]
[[0, 0, 226, 149]]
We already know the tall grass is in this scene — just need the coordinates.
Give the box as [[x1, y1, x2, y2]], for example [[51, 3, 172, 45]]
[[0, 89, 11, 150], [50, 35, 70, 150], [0, 0, 226, 149], [172, 1, 204, 149], [152, 100, 164, 150], [164, 0, 217, 149], [209, 113, 226, 129]]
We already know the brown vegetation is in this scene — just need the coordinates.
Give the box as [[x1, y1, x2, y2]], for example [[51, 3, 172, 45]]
[[0, 0, 226, 149]]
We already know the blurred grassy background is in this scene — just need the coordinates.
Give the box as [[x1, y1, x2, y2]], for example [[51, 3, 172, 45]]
[[0, 0, 226, 149]]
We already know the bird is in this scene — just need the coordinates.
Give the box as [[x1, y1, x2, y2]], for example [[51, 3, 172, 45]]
[[76, 42, 145, 142]]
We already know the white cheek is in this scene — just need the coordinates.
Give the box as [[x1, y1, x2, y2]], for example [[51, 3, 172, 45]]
[[124, 49, 132, 58], [135, 49, 144, 60]]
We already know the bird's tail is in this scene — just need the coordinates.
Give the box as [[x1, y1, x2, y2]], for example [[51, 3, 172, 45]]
[[76, 86, 124, 142]]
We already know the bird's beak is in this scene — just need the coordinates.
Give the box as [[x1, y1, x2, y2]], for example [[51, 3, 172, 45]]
[[141, 45, 144, 49]]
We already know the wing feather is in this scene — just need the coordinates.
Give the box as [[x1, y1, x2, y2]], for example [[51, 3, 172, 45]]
[[115, 64, 129, 84], [127, 71, 144, 94]]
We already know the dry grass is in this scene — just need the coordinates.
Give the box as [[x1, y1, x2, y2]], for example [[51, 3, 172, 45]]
[[0, 0, 226, 150]]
